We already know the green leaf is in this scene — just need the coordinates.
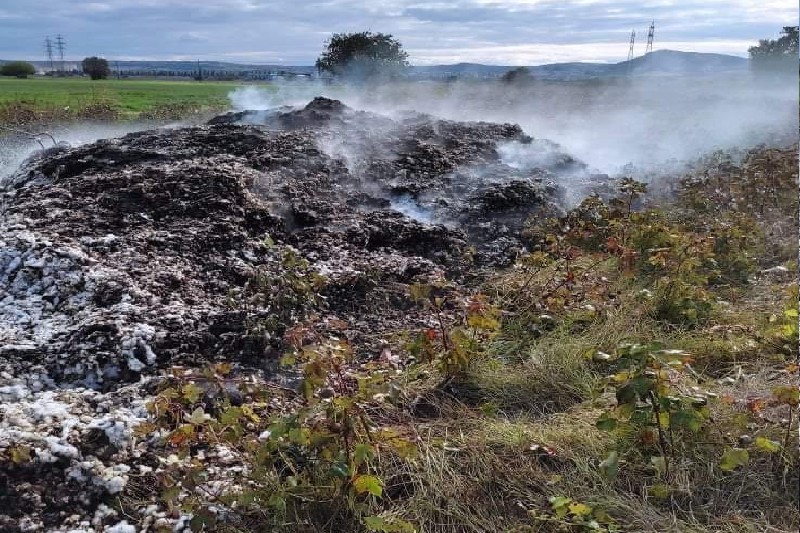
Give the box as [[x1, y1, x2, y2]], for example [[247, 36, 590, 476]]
[[650, 456, 667, 477], [615, 383, 638, 405], [161, 485, 180, 505], [549, 495, 572, 509], [630, 406, 654, 425], [268, 494, 286, 512], [330, 461, 350, 478], [568, 502, 593, 517], [479, 401, 499, 417], [363, 516, 417, 532], [219, 406, 243, 426], [599, 451, 619, 480], [237, 491, 257, 507], [353, 474, 383, 497], [549, 496, 572, 518], [181, 382, 203, 404], [754, 436, 781, 453], [648, 484, 670, 499], [353, 443, 376, 468], [772, 386, 799, 406], [596, 413, 618, 432], [616, 402, 635, 419], [288, 427, 310, 445], [268, 420, 289, 439], [387, 437, 418, 459], [630, 376, 655, 398], [188, 407, 206, 425], [466, 312, 500, 333], [670, 410, 702, 433], [719, 447, 750, 472]]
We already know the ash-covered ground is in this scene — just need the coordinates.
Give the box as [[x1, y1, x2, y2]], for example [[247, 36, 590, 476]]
[[0, 97, 606, 531]]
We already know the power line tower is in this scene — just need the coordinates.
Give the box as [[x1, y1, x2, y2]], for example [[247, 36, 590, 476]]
[[627, 29, 636, 61], [44, 37, 54, 72], [645, 21, 655, 54], [55, 34, 66, 73]]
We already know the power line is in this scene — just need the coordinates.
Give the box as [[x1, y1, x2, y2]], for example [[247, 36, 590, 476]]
[[55, 34, 66, 72], [627, 29, 636, 61], [44, 37, 54, 72], [646, 21, 655, 54]]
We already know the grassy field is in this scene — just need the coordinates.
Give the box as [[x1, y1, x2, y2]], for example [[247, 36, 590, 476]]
[[0, 76, 243, 122]]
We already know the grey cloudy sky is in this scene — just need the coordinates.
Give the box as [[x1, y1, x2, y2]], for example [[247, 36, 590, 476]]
[[0, 1, 795, 65]]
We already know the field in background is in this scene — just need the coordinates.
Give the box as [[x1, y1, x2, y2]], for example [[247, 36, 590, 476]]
[[0, 77, 244, 123]]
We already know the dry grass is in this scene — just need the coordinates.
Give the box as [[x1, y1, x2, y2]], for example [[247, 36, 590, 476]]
[[114, 146, 797, 533], [364, 268, 798, 533]]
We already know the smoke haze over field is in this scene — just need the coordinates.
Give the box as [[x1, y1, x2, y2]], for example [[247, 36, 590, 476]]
[[0, 122, 187, 182], [227, 73, 798, 176], [2, 72, 794, 188]]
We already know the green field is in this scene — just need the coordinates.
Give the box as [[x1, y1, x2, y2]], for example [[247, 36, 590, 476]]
[[0, 76, 245, 121]]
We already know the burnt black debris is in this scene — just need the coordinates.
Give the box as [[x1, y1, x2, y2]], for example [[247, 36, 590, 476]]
[[1, 97, 599, 386], [0, 97, 607, 530]]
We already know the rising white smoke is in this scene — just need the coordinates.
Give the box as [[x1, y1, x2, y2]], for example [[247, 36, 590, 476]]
[[226, 72, 797, 177]]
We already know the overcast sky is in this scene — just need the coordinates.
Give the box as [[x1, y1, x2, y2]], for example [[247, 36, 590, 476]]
[[0, 1, 795, 65]]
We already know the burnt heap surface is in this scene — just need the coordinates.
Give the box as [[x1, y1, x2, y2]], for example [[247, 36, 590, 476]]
[[1, 97, 600, 384], [0, 97, 602, 530]]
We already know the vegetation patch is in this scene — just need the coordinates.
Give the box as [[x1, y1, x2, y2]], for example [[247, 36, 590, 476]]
[[0, 77, 239, 125], [132, 145, 798, 531]]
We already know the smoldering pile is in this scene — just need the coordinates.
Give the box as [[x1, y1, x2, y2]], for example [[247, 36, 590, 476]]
[[0, 97, 604, 530], [2, 96, 606, 379]]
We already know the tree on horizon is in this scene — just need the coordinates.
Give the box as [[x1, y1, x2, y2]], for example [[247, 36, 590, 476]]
[[0, 61, 36, 78], [82, 56, 110, 80], [748, 26, 798, 72], [315, 32, 409, 79]]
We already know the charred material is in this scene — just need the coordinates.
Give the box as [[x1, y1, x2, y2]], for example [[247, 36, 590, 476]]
[[1, 97, 598, 386], [0, 98, 604, 528]]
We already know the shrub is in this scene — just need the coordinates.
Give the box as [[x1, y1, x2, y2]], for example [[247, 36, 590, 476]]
[[0, 61, 36, 78], [82, 56, 110, 80], [315, 32, 408, 79]]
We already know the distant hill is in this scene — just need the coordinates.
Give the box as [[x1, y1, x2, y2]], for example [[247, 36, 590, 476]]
[[413, 50, 749, 80], [1, 50, 749, 81], [410, 62, 511, 78], [607, 50, 748, 76]]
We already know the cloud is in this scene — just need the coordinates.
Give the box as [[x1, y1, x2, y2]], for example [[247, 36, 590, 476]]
[[0, 0, 794, 64]]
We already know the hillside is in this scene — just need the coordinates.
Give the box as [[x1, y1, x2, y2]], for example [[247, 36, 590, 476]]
[[608, 49, 749, 76]]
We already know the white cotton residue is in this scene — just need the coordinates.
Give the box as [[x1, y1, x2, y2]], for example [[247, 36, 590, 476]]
[[104, 521, 136, 533]]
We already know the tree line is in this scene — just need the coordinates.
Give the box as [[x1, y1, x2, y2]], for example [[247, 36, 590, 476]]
[[748, 26, 798, 72], [0, 56, 109, 79]]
